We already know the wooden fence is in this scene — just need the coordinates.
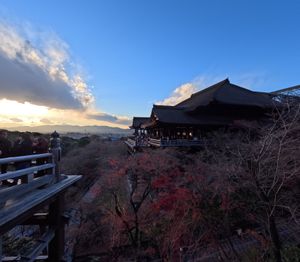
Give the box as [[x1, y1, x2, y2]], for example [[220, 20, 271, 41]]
[[0, 131, 81, 262]]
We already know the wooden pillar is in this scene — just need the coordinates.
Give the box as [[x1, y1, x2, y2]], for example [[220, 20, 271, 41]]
[[50, 131, 61, 183], [48, 196, 65, 262], [0, 236, 2, 262]]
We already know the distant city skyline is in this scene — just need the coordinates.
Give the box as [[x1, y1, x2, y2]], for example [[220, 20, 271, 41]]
[[0, 0, 299, 128]]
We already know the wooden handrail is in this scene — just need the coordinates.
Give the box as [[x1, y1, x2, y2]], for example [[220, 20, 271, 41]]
[[0, 153, 52, 165], [0, 164, 55, 181], [149, 138, 203, 147], [149, 138, 161, 147], [0, 175, 53, 205], [0, 132, 61, 207]]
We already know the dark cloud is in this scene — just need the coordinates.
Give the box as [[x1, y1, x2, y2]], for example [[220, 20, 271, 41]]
[[87, 113, 131, 126], [10, 117, 23, 122], [88, 113, 118, 122], [0, 52, 83, 109]]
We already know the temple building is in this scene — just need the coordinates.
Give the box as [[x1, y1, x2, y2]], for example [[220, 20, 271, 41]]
[[125, 117, 150, 152], [128, 78, 281, 148], [130, 117, 150, 136]]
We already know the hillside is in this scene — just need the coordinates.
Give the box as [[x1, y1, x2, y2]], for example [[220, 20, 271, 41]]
[[5, 124, 132, 135]]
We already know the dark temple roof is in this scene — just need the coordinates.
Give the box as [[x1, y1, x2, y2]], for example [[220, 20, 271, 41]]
[[130, 117, 150, 129], [176, 78, 274, 111], [142, 105, 233, 127], [141, 78, 277, 128]]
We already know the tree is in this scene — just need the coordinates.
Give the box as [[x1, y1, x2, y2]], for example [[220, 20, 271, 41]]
[[201, 102, 300, 261]]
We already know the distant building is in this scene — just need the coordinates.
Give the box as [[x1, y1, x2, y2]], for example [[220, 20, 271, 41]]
[[130, 117, 150, 136], [127, 78, 296, 148], [125, 117, 150, 152]]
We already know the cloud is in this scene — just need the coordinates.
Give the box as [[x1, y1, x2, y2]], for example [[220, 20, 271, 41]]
[[87, 113, 131, 126], [0, 98, 131, 128], [0, 21, 94, 109], [0, 20, 131, 127], [156, 75, 226, 106], [10, 117, 23, 122], [40, 118, 53, 124], [156, 83, 198, 106], [155, 73, 269, 106]]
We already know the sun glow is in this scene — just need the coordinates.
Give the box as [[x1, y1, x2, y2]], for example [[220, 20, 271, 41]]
[[0, 99, 49, 125], [0, 99, 49, 117], [0, 99, 129, 128]]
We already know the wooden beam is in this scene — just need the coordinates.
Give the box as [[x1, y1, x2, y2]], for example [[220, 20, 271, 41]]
[[0, 236, 2, 262], [22, 213, 49, 226], [22, 213, 69, 226], [2, 255, 48, 261], [48, 196, 65, 262], [20, 228, 55, 262]]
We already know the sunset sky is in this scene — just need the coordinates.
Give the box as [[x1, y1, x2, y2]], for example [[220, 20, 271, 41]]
[[0, 0, 300, 128]]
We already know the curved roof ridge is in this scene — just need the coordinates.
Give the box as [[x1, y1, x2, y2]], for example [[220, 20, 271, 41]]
[[175, 78, 230, 107], [191, 78, 229, 98], [154, 104, 184, 109], [213, 78, 232, 100]]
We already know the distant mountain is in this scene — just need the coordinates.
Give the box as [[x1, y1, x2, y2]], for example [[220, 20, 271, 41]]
[[5, 125, 132, 135]]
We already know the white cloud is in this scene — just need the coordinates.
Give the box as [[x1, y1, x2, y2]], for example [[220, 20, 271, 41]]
[[156, 83, 198, 106], [156, 75, 226, 106], [0, 21, 94, 109]]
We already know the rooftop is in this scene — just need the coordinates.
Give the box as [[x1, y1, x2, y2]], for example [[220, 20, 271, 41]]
[[130, 117, 150, 129], [176, 78, 274, 111]]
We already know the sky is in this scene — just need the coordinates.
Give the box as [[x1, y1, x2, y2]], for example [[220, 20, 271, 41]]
[[0, 0, 299, 128]]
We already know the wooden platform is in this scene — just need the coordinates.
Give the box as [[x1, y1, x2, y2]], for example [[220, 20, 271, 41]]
[[0, 132, 82, 261]]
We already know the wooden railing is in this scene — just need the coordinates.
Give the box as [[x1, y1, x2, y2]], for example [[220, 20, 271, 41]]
[[0, 131, 81, 261], [149, 138, 162, 147], [125, 138, 136, 148], [125, 137, 149, 153], [0, 153, 55, 208], [149, 138, 203, 147]]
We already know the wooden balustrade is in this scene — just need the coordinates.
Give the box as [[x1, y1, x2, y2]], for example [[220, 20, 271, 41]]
[[0, 131, 81, 261], [0, 153, 55, 209], [126, 137, 204, 152], [149, 138, 203, 147], [148, 138, 162, 147]]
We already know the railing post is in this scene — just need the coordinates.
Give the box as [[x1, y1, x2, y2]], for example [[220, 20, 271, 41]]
[[49, 131, 65, 260], [50, 131, 61, 183]]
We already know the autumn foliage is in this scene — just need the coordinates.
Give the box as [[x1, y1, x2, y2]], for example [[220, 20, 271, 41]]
[[71, 105, 300, 261]]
